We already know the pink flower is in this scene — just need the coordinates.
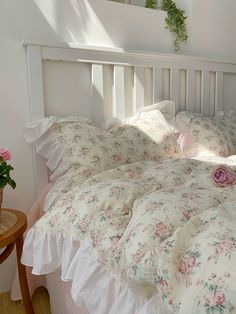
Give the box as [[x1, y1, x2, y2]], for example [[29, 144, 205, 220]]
[[159, 279, 168, 287], [186, 255, 196, 268], [80, 147, 89, 155], [183, 211, 191, 220], [178, 255, 196, 274], [127, 170, 136, 179], [211, 165, 236, 187], [216, 240, 233, 254], [0, 148, 11, 161], [113, 153, 123, 162], [155, 222, 168, 238], [122, 204, 130, 214], [215, 292, 225, 305], [178, 260, 188, 273], [92, 231, 103, 246], [216, 245, 224, 254]]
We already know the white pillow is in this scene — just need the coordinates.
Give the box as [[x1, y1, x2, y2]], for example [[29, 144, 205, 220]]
[[105, 100, 176, 130]]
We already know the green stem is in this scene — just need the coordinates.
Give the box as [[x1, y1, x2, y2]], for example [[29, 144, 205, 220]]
[[145, 0, 188, 52], [162, 0, 188, 51]]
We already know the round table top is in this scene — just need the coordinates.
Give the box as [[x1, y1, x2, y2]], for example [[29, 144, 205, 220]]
[[0, 208, 27, 249]]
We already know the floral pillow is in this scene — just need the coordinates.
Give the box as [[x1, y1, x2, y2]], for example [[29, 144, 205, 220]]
[[109, 109, 181, 165], [24, 112, 181, 210], [176, 111, 236, 157]]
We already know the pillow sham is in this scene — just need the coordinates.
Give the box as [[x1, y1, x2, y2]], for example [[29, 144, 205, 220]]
[[176, 111, 236, 157], [24, 111, 181, 210]]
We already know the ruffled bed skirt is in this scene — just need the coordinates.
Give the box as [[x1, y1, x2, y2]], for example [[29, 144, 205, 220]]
[[22, 228, 171, 314]]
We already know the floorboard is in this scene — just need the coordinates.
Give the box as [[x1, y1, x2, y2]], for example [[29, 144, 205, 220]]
[[0, 286, 51, 314]]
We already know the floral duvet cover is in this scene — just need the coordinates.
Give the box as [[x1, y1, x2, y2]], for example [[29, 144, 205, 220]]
[[33, 157, 236, 314]]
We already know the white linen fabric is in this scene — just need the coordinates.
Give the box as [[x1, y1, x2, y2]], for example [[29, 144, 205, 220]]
[[22, 156, 236, 314], [105, 100, 176, 130]]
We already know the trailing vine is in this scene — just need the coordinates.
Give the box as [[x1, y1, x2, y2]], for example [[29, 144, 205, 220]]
[[145, 0, 188, 52], [144, 0, 157, 9], [163, 0, 188, 51]]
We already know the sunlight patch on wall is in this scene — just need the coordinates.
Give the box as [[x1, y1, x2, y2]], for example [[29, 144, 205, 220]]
[[33, 0, 58, 33], [34, 0, 114, 46], [81, 0, 115, 45]]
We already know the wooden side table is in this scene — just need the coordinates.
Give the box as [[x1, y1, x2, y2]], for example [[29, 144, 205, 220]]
[[0, 208, 34, 314]]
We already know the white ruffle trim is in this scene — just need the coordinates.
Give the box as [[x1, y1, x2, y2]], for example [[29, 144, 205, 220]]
[[22, 228, 172, 314], [23, 116, 91, 211], [24, 116, 92, 144]]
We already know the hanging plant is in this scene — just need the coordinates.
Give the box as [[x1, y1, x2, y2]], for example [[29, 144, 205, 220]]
[[145, 0, 188, 52], [145, 0, 157, 9], [162, 0, 188, 51]]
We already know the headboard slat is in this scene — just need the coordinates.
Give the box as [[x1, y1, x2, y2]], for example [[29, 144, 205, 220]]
[[92, 64, 105, 127], [201, 71, 210, 115], [215, 71, 224, 113], [209, 72, 216, 116], [113, 66, 125, 119], [170, 68, 179, 113], [153, 68, 163, 103], [186, 70, 195, 112], [133, 66, 145, 114]]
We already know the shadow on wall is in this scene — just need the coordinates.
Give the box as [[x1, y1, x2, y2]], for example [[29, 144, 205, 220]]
[[33, 0, 171, 53], [32, 0, 87, 44], [33, 0, 112, 46]]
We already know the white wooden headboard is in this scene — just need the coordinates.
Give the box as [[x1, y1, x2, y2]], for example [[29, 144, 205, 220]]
[[23, 40, 236, 196]]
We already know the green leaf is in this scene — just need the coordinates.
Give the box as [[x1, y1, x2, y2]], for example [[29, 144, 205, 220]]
[[145, 0, 157, 9], [9, 179, 16, 189], [0, 160, 16, 189], [162, 0, 188, 51]]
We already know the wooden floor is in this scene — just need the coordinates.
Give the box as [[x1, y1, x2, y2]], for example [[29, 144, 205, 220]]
[[0, 286, 51, 314]]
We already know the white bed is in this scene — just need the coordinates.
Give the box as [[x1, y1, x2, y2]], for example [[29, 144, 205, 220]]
[[23, 40, 236, 196], [12, 41, 236, 314]]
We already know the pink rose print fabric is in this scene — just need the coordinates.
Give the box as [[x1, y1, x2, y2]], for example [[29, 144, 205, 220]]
[[26, 157, 236, 314], [176, 111, 236, 157]]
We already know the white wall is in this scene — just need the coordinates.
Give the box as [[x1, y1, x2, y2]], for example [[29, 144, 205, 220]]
[[0, 0, 235, 293]]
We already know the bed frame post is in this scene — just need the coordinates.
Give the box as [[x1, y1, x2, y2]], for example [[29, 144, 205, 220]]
[[26, 45, 48, 197]]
